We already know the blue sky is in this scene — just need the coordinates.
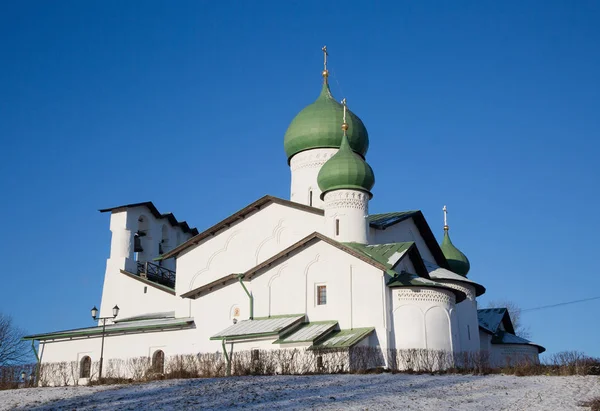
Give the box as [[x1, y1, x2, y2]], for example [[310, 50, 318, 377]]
[[1, 1, 599, 358]]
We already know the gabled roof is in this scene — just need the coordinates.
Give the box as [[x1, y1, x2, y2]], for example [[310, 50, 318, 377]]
[[23, 317, 195, 341], [242, 232, 390, 281], [368, 211, 418, 229], [181, 232, 390, 300], [158, 195, 324, 261], [99, 201, 198, 235], [425, 260, 486, 296], [491, 330, 546, 353], [274, 321, 338, 344], [478, 308, 515, 335], [210, 314, 305, 341], [478, 308, 546, 353], [344, 242, 429, 278], [311, 327, 375, 350], [182, 232, 463, 301], [180, 273, 240, 299], [368, 210, 450, 270], [114, 311, 174, 323]]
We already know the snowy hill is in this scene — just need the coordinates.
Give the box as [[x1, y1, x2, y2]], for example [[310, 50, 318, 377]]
[[1, 374, 598, 410]]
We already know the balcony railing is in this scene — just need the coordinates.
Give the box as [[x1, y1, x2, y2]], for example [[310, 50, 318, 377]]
[[136, 261, 176, 289]]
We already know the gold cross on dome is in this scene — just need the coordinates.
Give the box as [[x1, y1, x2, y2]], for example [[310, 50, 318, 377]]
[[322, 46, 328, 71]]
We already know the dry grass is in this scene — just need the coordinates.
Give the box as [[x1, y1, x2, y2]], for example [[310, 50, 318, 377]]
[[579, 396, 600, 411]]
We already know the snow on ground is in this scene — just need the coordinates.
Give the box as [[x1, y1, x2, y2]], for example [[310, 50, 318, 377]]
[[1, 374, 598, 410]]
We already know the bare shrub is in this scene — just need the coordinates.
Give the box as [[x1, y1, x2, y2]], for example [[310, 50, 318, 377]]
[[349, 347, 384, 372], [0, 363, 36, 390], [197, 352, 225, 377], [579, 396, 600, 411], [126, 357, 151, 381]]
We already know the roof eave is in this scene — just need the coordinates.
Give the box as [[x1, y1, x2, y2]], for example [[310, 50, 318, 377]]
[[159, 195, 324, 261]]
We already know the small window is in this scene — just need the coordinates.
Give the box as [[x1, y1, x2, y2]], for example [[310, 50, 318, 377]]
[[144, 286, 147, 294], [309, 190, 313, 207], [335, 219, 340, 236], [316, 355, 323, 370], [80, 356, 91, 378], [251, 349, 260, 362], [467, 325, 471, 340], [152, 350, 165, 374], [317, 285, 327, 305]]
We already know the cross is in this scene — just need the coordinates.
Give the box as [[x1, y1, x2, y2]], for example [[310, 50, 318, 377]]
[[322, 46, 328, 71], [341, 98, 347, 123], [443, 205, 448, 229]]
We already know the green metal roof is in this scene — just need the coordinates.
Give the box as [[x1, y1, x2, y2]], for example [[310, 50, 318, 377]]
[[491, 330, 546, 353], [23, 317, 195, 341], [273, 321, 338, 344], [440, 230, 470, 276], [210, 314, 305, 341], [344, 242, 414, 270], [311, 327, 375, 350], [367, 211, 419, 229], [477, 308, 515, 335], [284, 83, 369, 162], [424, 260, 486, 297], [317, 132, 375, 199]]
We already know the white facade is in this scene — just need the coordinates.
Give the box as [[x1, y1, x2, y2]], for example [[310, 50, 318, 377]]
[[289, 148, 337, 208], [27, 67, 543, 381], [323, 189, 369, 244]]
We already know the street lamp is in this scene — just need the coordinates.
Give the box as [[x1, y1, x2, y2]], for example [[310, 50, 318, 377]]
[[90, 304, 119, 381]]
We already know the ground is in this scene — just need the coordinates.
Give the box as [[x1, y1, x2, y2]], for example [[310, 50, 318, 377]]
[[1, 374, 598, 410]]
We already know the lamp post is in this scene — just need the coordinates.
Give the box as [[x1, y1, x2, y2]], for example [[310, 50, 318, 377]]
[[90, 304, 119, 381]]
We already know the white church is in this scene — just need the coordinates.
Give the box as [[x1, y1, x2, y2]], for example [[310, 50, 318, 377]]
[[25, 48, 544, 381]]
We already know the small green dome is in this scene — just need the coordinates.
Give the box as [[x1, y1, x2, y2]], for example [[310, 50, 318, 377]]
[[441, 230, 470, 277], [284, 83, 369, 162], [317, 132, 375, 199]]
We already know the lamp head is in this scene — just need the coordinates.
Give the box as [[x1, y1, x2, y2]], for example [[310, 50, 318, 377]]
[[90, 306, 98, 320]]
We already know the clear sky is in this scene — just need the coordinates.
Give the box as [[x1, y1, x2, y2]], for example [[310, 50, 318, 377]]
[[1, 1, 599, 358]]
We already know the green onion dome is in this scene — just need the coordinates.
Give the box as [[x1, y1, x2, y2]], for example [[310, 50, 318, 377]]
[[284, 83, 369, 162], [440, 229, 471, 277], [317, 132, 375, 199]]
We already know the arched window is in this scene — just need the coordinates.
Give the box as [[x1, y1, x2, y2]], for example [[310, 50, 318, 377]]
[[152, 350, 165, 374], [80, 356, 91, 378]]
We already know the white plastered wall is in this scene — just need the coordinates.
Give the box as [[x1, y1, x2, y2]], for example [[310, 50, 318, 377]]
[[246, 239, 390, 365], [289, 148, 337, 209], [323, 189, 369, 244], [37, 327, 198, 384], [100, 272, 177, 322], [479, 331, 540, 367], [390, 285, 457, 353], [174, 202, 324, 317], [434, 280, 480, 353], [100, 207, 193, 319]]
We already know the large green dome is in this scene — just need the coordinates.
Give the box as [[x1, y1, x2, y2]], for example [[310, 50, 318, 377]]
[[317, 132, 375, 199], [441, 230, 471, 277], [284, 83, 369, 162]]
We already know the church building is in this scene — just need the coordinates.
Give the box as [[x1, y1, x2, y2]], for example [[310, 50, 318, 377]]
[[24, 48, 544, 382]]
